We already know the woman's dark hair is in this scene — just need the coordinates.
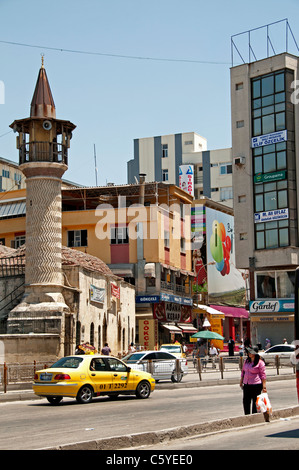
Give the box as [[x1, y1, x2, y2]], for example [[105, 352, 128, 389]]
[[245, 353, 260, 366]]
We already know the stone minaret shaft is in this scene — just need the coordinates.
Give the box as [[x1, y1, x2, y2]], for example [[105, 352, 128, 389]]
[[8, 61, 76, 336]]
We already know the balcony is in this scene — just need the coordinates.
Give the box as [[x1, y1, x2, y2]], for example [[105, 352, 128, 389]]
[[160, 280, 191, 296], [19, 141, 68, 166]]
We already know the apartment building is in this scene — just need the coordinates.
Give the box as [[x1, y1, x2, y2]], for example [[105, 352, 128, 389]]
[[127, 132, 233, 208], [231, 50, 299, 345], [0, 181, 195, 348], [0, 157, 25, 192]]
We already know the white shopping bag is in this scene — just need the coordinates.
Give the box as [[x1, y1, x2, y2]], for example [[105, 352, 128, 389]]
[[256, 392, 272, 415]]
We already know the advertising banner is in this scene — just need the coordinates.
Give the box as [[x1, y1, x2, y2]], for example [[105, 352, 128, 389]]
[[153, 303, 192, 323], [90, 285, 105, 304], [179, 165, 194, 197], [138, 319, 158, 350], [251, 130, 287, 148], [254, 208, 289, 223], [111, 283, 120, 299], [206, 207, 246, 301]]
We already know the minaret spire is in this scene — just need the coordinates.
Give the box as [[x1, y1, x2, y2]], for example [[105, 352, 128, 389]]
[[30, 58, 56, 119]]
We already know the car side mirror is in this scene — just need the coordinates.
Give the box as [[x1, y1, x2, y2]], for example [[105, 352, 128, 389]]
[[127, 366, 131, 373]]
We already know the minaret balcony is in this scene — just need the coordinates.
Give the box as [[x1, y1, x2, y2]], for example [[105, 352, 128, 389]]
[[19, 141, 68, 166]]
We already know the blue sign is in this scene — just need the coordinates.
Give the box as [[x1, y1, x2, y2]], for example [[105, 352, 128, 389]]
[[251, 130, 287, 148], [135, 295, 160, 303], [135, 294, 193, 306], [250, 299, 294, 313], [254, 208, 288, 223]]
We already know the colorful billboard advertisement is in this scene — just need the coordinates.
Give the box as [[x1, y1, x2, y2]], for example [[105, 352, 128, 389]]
[[206, 207, 246, 303], [179, 165, 194, 197]]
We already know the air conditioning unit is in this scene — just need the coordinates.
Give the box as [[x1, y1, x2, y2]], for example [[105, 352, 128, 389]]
[[234, 156, 245, 165]]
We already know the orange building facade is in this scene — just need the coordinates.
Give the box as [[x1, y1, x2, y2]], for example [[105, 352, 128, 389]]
[[0, 181, 196, 347]]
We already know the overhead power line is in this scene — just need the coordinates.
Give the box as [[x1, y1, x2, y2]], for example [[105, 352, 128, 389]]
[[0, 39, 230, 65]]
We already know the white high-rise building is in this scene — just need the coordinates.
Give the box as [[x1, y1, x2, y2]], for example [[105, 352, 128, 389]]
[[127, 132, 233, 207]]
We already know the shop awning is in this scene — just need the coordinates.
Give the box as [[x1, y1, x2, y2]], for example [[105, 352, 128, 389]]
[[210, 305, 249, 319], [177, 323, 197, 334], [163, 324, 182, 334], [194, 304, 225, 318], [144, 263, 156, 278]]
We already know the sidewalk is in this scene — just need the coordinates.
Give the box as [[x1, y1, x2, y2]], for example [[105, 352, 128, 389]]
[[0, 364, 296, 402]]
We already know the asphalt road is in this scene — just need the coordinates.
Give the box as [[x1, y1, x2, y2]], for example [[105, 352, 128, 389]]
[[0, 379, 297, 450]]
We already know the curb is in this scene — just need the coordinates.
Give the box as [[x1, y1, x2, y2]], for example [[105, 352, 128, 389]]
[[41, 405, 299, 450]]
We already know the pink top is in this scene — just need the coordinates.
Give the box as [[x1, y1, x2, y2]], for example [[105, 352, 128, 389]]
[[241, 359, 266, 385]]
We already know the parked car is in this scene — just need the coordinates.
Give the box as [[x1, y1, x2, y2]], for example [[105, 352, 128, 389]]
[[122, 350, 188, 382], [259, 343, 295, 365], [160, 343, 186, 358], [33, 355, 155, 404]]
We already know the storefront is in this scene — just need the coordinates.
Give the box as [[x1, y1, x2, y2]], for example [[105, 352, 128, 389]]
[[135, 294, 193, 348], [249, 299, 294, 347], [210, 305, 250, 343]]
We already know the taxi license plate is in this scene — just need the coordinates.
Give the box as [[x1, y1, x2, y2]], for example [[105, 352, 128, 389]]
[[40, 373, 52, 381]]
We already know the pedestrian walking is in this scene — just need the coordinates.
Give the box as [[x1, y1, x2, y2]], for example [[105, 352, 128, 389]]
[[240, 345, 267, 415], [198, 341, 208, 369], [228, 336, 235, 356], [101, 343, 111, 356], [209, 343, 218, 369]]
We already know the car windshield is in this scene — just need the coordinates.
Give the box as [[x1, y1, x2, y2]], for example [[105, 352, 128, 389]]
[[50, 357, 83, 369], [122, 352, 146, 363], [161, 346, 181, 353]]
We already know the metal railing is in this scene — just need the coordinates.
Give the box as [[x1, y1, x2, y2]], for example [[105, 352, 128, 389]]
[[19, 142, 68, 165], [0, 355, 295, 393]]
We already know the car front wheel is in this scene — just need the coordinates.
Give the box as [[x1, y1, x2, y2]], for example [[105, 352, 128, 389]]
[[171, 371, 183, 382], [136, 380, 151, 399], [76, 385, 94, 404]]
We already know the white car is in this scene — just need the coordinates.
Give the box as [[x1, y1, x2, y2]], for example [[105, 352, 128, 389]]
[[122, 350, 188, 382], [259, 343, 295, 365]]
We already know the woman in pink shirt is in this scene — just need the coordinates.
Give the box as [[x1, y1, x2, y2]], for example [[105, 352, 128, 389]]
[[240, 345, 267, 415]]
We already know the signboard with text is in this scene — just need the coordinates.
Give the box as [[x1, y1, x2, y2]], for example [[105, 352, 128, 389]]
[[251, 130, 287, 148]]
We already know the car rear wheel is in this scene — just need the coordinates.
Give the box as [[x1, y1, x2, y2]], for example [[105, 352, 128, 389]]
[[76, 385, 94, 404], [135, 380, 151, 399], [46, 396, 63, 405], [171, 371, 183, 382]]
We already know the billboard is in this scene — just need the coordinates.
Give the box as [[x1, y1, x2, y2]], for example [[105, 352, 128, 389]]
[[179, 165, 194, 197], [206, 207, 246, 302]]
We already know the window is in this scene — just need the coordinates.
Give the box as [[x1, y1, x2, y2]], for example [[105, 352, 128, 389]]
[[14, 235, 25, 248], [68, 230, 87, 247], [236, 120, 244, 128], [162, 169, 168, 181], [107, 358, 127, 372], [164, 230, 169, 248], [110, 226, 129, 244], [220, 163, 232, 175], [162, 144, 168, 158], [2, 170, 9, 178], [240, 233, 248, 240], [236, 82, 243, 90], [180, 237, 186, 253], [220, 187, 233, 200], [256, 270, 295, 299], [251, 70, 286, 137]]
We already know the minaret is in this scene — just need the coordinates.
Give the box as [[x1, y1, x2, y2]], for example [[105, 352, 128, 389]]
[[7, 58, 76, 349]]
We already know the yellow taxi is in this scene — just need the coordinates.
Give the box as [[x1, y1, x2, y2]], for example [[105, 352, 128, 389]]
[[33, 355, 155, 405], [160, 344, 186, 358]]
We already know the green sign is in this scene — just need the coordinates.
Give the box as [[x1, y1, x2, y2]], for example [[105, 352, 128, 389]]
[[254, 170, 286, 184]]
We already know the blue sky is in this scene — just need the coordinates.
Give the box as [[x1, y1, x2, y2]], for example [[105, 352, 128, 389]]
[[0, 0, 299, 187]]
